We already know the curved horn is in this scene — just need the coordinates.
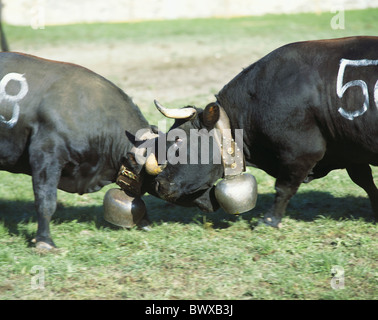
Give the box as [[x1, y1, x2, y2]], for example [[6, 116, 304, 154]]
[[145, 153, 163, 176], [154, 100, 197, 119]]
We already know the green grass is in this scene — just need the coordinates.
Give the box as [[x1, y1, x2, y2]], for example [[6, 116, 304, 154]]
[[1, 167, 377, 300], [1, 9, 378, 300], [4, 9, 378, 49]]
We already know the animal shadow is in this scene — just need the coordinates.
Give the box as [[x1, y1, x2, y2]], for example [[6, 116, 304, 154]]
[[0, 190, 373, 241], [144, 190, 375, 228]]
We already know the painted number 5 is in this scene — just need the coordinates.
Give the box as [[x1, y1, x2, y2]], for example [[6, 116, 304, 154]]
[[0, 72, 28, 128], [337, 58, 378, 120]]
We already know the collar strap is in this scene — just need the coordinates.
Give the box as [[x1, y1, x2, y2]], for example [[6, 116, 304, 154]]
[[213, 103, 245, 178], [116, 165, 141, 196]]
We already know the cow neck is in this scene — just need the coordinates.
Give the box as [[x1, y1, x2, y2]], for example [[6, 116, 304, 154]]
[[213, 103, 245, 178]]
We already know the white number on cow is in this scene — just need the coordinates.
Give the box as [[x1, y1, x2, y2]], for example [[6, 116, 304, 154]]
[[336, 59, 378, 120], [0, 73, 28, 128]]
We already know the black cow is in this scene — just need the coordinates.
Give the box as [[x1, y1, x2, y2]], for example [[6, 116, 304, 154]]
[[151, 36, 378, 227], [0, 52, 158, 248]]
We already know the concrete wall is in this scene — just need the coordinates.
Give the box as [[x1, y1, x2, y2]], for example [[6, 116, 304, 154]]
[[2, 0, 378, 26]]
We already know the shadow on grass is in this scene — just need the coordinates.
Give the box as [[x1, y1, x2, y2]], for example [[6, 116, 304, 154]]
[[0, 190, 374, 239]]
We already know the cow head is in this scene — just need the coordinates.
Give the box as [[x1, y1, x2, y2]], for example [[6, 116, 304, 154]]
[[146, 100, 257, 214], [145, 101, 223, 212]]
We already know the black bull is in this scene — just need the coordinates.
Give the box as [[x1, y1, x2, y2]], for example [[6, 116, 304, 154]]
[[152, 36, 378, 227], [0, 52, 158, 248]]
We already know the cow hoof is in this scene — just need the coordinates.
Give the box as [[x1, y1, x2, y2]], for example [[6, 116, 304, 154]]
[[138, 219, 151, 231], [263, 215, 283, 228], [32, 238, 56, 250], [36, 241, 55, 250]]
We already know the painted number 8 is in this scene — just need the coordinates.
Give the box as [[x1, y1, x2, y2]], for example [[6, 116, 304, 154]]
[[337, 58, 378, 120], [0, 72, 28, 128]]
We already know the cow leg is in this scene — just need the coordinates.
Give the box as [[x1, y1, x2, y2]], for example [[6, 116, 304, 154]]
[[263, 170, 304, 228], [346, 164, 378, 220], [29, 143, 63, 249], [263, 151, 324, 228]]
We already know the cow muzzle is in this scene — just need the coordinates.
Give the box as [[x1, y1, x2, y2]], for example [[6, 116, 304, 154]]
[[154, 177, 180, 201]]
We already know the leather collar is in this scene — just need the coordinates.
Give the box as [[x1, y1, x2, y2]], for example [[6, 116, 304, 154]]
[[116, 165, 141, 196], [213, 102, 245, 178]]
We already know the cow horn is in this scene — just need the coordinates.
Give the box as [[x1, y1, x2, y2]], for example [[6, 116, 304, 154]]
[[145, 153, 163, 176], [154, 100, 197, 119]]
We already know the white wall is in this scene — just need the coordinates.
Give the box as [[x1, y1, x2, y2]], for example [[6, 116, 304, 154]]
[[2, 0, 378, 26]]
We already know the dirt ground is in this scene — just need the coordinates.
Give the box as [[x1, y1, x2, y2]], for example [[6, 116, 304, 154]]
[[14, 37, 281, 119]]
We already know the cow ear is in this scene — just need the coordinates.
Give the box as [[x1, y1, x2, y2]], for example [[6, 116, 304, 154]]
[[125, 130, 136, 145], [150, 125, 159, 134], [202, 102, 220, 129]]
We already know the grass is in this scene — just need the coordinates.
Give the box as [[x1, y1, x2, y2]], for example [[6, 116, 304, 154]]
[[1, 9, 378, 300], [1, 167, 377, 300], [4, 9, 378, 49]]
